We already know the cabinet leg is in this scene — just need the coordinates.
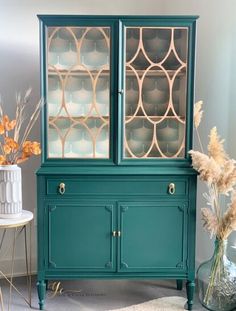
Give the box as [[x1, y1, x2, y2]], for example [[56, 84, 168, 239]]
[[45, 280, 49, 291], [186, 280, 195, 310], [37, 280, 46, 310], [176, 279, 183, 290]]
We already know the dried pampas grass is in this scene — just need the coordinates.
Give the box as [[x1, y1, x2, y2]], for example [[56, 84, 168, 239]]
[[217, 191, 236, 240], [193, 101, 204, 152], [208, 127, 228, 166], [194, 100, 203, 129], [189, 101, 236, 240], [201, 208, 218, 238], [217, 159, 236, 195], [189, 150, 221, 184]]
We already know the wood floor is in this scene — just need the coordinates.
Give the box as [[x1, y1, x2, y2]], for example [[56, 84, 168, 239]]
[[0, 276, 205, 310]]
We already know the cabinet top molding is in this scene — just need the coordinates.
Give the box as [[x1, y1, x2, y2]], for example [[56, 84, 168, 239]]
[[37, 15, 199, 22]]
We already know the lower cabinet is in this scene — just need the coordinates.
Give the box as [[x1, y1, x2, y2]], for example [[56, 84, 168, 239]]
[[37, 174, 196, 311], [44, 200, 188, 273]]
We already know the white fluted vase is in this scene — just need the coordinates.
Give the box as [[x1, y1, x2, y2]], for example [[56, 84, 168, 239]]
[[0, 165, 22, 218]]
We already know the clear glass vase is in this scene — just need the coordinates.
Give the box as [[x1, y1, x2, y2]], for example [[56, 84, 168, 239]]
[[197, 239, 236, 311]]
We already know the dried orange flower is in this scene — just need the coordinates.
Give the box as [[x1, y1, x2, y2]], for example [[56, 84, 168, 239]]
[[0, 90, 42, 165], [0, 155, 6, 165], [3, 115, 16, 131], [16, 141, 41, 164], [16, 154, 30, 164], [3, 144, 11, 154], [22, 141, 32, 155], [31, 141, 41, 155], [22, 140, 41, 157], [5, 137, 19, 151], [0, 123, 4, 135]]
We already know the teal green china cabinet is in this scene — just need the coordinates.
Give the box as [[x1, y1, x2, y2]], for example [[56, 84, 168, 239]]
[[37, 15, 198, 310]]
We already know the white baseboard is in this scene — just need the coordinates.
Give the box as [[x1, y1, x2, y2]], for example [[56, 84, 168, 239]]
[[0, 257, 36, 278], [195, 259, 201, 270]]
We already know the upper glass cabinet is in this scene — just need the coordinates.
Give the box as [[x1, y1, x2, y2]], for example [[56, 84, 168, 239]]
[[47, 26, 111, 158], [124, 27, 188, 159], [40, 16, 197, 164]]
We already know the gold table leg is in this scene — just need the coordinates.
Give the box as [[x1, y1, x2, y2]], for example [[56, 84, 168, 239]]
[[0, 287, 4, 311], [8, 227, 17, 311], [0, 230, 6, 251], [0, 222, 32, 310], [24, 223, 32, 307]]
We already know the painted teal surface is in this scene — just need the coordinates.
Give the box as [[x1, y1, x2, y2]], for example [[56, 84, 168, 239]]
[[118, 202, 187, 272], [46, 177, 188, 197], [47, 203, 115, 271], [37, 15, 198, 311], [37, 166, 197, 175]]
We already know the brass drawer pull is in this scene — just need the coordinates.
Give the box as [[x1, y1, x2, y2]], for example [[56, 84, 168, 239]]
[[58, 183, 66, 195], [168, 183, 175, 195]]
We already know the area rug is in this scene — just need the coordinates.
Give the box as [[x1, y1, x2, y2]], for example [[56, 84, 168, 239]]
[[109, 296, 186, 311]]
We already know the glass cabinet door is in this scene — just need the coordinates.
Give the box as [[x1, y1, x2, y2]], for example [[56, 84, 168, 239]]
[[47, 26, 111, 158], [124, 26, 188, 159]]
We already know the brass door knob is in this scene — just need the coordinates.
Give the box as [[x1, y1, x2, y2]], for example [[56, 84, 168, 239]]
[[112, 231, 121, 237], [58, 183, 66, 195], [168, 183, 175, 195]]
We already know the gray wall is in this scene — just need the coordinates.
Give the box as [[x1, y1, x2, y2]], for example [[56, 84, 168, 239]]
[[0, 0, 235, 275]]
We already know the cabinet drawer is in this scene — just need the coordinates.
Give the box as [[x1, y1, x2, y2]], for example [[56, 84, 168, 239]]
[[46, 177, 188, 197]]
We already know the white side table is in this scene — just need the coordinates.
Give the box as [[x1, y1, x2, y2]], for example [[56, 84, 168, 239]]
[[0, 210, 33, 310]]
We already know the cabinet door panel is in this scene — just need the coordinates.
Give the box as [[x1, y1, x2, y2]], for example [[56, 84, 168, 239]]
[[46, 25, 112, 159], [118, 201, 187, 272], [121, 23, 189, 160], [46, 202, 115, 271]]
